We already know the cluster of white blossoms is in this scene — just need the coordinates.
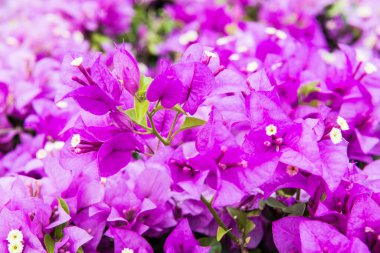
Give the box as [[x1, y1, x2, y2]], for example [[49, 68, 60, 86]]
[[330, 116, 350, 144], [7, 229, 24, 253]]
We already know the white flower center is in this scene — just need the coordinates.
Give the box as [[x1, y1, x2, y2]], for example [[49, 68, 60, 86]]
[[330, 127, 343, 144], [71, 134, 81, 148], [336, 116, 349, 131], [122, 248, 134, 253], [265, 124, 277, 136], [7, 229, 23, 244], [70, 56, 83, 67], [8, 241, 24, 253]]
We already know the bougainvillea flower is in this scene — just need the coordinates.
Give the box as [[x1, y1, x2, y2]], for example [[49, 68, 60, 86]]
[[54, 226, 93, 253], [164, 219, 210, 253], [146, 67, 183, 108], [107, 227, 154, 253], [113, 45, 140, 96]]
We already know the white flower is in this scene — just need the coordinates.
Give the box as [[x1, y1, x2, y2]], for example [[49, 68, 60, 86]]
[[330, 127, 343, 144], [7, 229, 23, 244], [178, 30, 198, 45], [265, 124, 277, 136], [70, 134, 81, 148], [336, 116, 349, 131], [36, 149, 48, 160], [246, 61, 258, 72], [364, 62, 377, 75], [70, 56, 83, 67], [8, 241, 24, 253]]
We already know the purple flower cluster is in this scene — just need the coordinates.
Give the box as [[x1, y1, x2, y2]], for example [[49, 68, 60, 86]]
[[1, 0, 380, 252]]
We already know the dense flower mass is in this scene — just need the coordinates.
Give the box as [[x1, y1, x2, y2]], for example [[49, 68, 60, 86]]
[[1, 0, 380, 252]]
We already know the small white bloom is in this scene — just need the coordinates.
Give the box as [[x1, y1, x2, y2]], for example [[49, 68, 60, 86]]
[[44, 142, 54, 152], [8, 241, 24, 253], [236, 45, 248, 53], [122, 248, 134, 253], [70, 56, 83, 67], [265, 27, 276, 35], [216, 36, 234, 46], [320, 50, 335, 64], [7, 229, 23, 244], [364, 62, 377, 75], [246, 61, 258, 72], [275, 30, 287, 40], [357, 5, 372, 18], [204, 50, 217, 58], [330, 127, 343, 144], [53, 141, 65, 150], [36, 149, 47, 160], [336, 116, 349, 131], [70, 134, 81, 148], [178, 30, 198, 45], [56, 101, 68, 109], [72, 31, 84, 43], [265, 124, 277, 136], [229, 53, 240, 61]]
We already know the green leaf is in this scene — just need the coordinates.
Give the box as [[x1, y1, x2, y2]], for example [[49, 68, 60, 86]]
[[139, 75, 153, 92], [54, 225, 64, 240], [172, 104, 186, 115], [134, 97, 149, 126], [259, 199, 266, 210], [198, 237, 222, 253], [58, 198, 70, 215], [277, 188, 298, 197], [180, 117, 206, 131], [247, 209, 261, 217], [44, 234, 55, 253], [125, 109, 136, 121], [265, 197, 287, 210], [226, 207, 255, 236], [298, 81, 320, 99], [326, 1, 344, 17], [54, 198, 70, 240], [243, 219, 256, 235], [283, 203, 306, 216], [216, 226, 231, 241], [320, 192, 327, 201]]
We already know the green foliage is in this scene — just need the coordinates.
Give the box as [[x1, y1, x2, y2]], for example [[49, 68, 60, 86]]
[[180, 117, 206, 131], [44, 234, 55, 253], [227, 207, 256, 237], [198, 237, 222, 253], [216, 226, 232, 241]]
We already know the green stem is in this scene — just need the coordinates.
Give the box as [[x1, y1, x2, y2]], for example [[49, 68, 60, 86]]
[[200, 195, 240, 245], [166, 112, 180, 142], [147, 112, 170, 146]]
